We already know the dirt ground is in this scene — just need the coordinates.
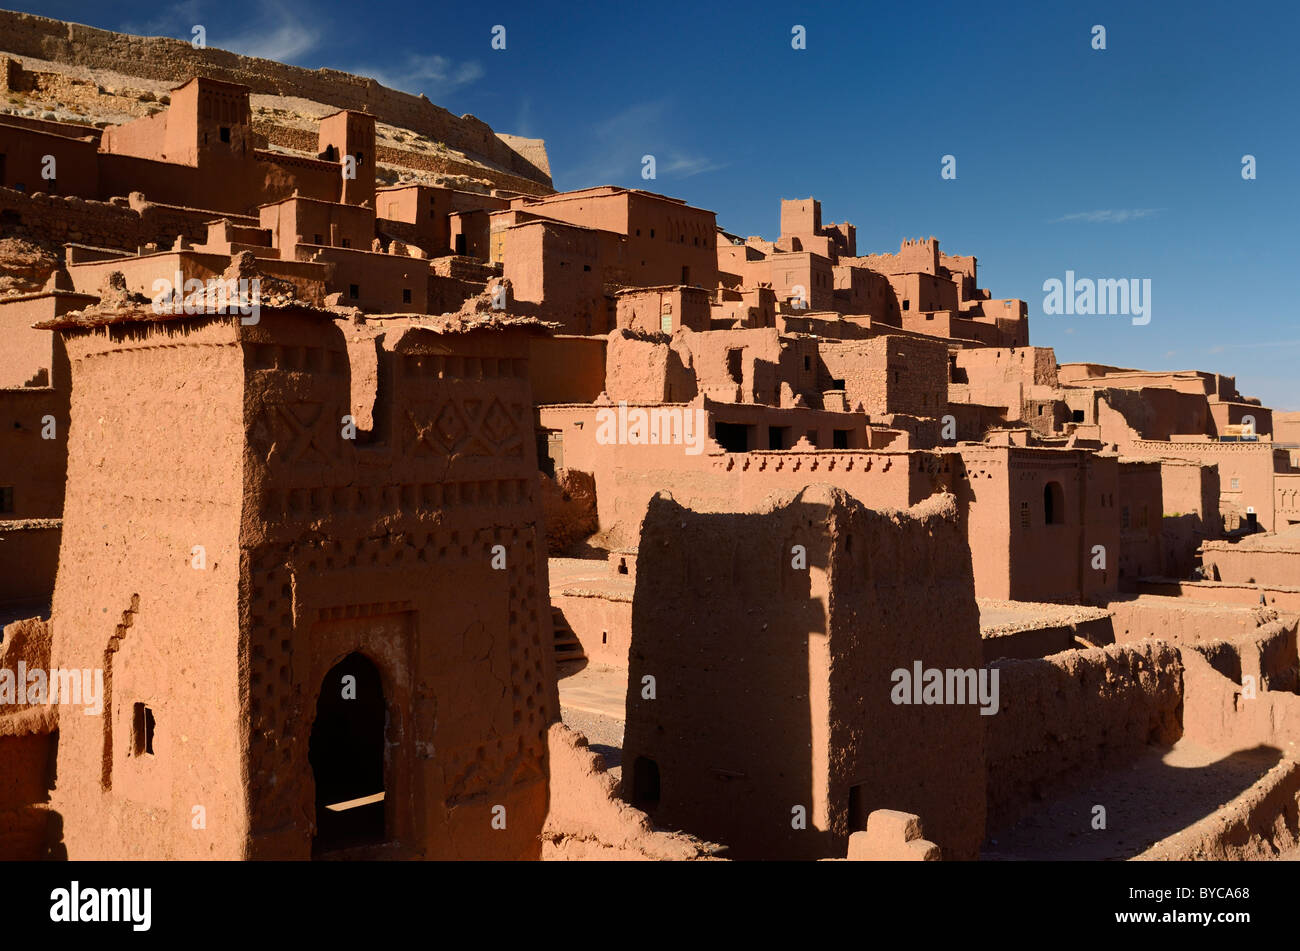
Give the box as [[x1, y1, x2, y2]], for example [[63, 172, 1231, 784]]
[[984, 740, 1288, 860], [557, 660, 627, 781]]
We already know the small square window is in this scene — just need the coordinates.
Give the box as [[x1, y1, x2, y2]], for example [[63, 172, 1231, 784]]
[[219, 126, 231, 143], [349, 284, 360, 299], [402, 288, 412, 304]]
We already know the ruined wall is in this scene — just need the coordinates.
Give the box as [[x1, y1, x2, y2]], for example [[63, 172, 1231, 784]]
[[622, 486, 984, 860], [603, 330, 695, 404], [677, 327, 784, 405], [541, 724, 715, 860], [1201, 537, 1300, 588], [0, 188, 140, 250], [985, 642, 1183, 832], [814, 334, 947, 417], [1107, 595, 1277, 647], [1138, 578, 1300, 611]]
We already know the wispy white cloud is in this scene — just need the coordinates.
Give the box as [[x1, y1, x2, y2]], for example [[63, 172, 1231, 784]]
[[118, 0, 204, 38], [660, 154, 729, 177], [512, 97, 535, 138], [223, 1, 323, 62], [1051, 208, 1161, 224], [1207, 338, 1300, 354], [349, 53, 484, 98], [119, 1, 324, 63], [567, 100, 726, 187]]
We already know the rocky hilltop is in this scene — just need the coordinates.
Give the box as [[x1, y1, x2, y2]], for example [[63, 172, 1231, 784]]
[[0, 8, 552, 196]]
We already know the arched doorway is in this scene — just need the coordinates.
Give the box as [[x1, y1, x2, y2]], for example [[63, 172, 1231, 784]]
[[309, 652, 387, 856]]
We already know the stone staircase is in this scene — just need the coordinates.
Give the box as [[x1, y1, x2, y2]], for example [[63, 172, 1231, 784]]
[[551, 607, 586, 663]]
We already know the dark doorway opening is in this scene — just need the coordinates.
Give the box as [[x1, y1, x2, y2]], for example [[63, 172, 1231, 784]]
[[713, 422, 751, 453], [848, 783, 869, 832], [630, 756, 660, 811], [1044, 481, 1065, 525], [726, 348, 744, 384], [309, 652, 386, 855]]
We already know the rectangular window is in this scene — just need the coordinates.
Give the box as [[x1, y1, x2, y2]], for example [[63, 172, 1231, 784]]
[[349, 284, 360, 299], [1020, 501, 1030, 529], [0, 486, 13, 513], [402, 288, 412, 304], [1230, 478, 1241, 490], [219, 126, 231, 143], [133, 703, 156, 756], [726, 348, 744, 384]]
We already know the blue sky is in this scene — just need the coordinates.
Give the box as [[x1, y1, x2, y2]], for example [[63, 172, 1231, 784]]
[[20, 0, 1300, 408]]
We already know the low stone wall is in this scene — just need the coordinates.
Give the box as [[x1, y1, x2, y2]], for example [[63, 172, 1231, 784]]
[[541, 723, 717, 860], [985, 642, 1183, 831], [1138, 578, 1300, 612], [1107, 593, 1276, 646], [1136, 757, 1300, 860]]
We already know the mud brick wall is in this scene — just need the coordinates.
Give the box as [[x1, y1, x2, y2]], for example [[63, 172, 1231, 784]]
[[985, 642, 1183, 831]]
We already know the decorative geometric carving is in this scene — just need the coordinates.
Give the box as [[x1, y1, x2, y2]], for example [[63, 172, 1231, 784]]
[[251, 401, 334, 467], [408, 398, 525, 457]]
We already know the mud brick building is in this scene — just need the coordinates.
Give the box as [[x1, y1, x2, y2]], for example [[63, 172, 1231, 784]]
[[31, 299, 555, 859]]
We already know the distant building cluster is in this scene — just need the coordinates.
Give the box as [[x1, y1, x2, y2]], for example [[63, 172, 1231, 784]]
[[2, 67, 1299, 863]]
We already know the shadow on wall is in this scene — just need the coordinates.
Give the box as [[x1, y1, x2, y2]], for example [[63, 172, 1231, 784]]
[[621, 493, 823, 860]]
